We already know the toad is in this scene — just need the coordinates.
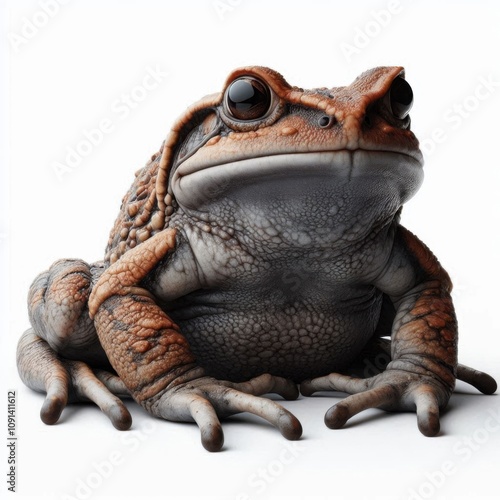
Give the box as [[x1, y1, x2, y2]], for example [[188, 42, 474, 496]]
[[17, 66, 497, 451]]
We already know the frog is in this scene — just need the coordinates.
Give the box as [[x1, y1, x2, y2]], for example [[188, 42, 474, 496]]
[[17, 66, 497, 452]]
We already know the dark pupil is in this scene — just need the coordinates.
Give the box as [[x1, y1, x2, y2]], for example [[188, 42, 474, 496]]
[[390, 77, 413, 119], [227, 77, 270, 120]]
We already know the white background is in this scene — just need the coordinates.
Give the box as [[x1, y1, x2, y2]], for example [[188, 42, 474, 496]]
[[2, 1, 500, 499]]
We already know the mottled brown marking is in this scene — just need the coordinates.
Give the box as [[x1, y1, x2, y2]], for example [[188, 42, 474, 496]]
[[400, 226, 453, 291], [94, 293, 196, 402], [394, 228, 458, 389], [89, 229, 177, 318]]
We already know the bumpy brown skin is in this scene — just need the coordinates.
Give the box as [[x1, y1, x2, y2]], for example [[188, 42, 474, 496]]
[[17, 66, 497, 451], [88, 231, 197, 404]]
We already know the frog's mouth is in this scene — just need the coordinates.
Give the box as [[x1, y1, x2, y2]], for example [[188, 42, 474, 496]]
[[170, 149, 423, 211]]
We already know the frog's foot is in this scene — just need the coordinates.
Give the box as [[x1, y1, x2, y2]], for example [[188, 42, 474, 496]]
[[17, 329, 132, 430], [149, 372, 302, 452], [301, 367, 454, 437], [348, 336, 497, 395], [457, 363, 497, 395]]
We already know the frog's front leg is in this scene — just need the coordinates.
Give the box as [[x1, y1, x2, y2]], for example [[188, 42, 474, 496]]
[[89, 229, 302, 451], [301, 226, 496, 436]]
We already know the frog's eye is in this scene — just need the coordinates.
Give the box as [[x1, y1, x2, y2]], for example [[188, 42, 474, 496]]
[[225, 76, 271, 121], [389, 76, 413, 119]]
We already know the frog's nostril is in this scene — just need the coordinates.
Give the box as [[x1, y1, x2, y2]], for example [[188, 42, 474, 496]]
[[318, 116, 334, 128]]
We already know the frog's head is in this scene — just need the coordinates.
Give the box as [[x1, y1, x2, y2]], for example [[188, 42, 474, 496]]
[[157, 66, 423, 245]]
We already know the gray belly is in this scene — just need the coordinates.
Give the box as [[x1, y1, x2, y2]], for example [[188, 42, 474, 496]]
[[169, 288, 382, 382]]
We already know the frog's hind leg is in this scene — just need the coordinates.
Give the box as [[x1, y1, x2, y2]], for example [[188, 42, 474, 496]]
[[17, 259, 132, 430], [17, 329, 131, 428]]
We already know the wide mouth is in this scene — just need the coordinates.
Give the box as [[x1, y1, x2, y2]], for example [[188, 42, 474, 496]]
[[170, 149, 424, 212], [172, 149, 423, 188]]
